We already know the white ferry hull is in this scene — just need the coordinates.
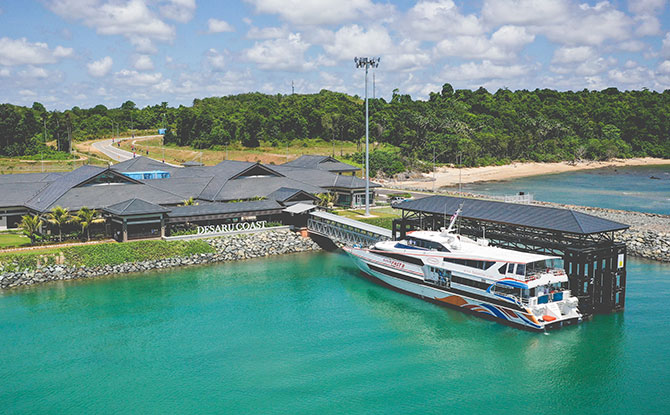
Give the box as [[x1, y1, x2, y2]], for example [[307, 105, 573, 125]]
[[345, 247, 579, 331]]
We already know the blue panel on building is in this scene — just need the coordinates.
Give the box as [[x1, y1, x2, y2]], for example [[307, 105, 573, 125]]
[[121, 171, 170, 180]]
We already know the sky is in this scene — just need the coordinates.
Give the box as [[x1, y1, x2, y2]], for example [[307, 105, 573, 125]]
[[1, 0, 669, 110]]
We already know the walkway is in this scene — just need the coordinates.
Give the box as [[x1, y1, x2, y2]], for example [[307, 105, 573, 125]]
[[307, 210, 391, 247]]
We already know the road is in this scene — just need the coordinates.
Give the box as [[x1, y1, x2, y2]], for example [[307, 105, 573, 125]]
[[91, 136, 137, 162], [90, 135, 180, 167]]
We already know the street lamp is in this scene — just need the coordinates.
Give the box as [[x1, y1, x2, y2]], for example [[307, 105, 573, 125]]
[[354, 56, 380, 217]]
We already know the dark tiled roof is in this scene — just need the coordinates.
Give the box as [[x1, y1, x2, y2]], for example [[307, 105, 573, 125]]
[[271, 165, 378, 190], [0, 172, 59, 184], [206, 176, 324, 201], [104, 198, 171, 216], [0, 182, 50, 207], [396, 195, 629, 235], [48, 183, 185, 211], [141, 176, 212, 199], [167, 200, 283, 218], [24, 165, 108, 212], [266, 187, 320, 203], [111, 156, 178, 173], [282, 155, 359, 172]]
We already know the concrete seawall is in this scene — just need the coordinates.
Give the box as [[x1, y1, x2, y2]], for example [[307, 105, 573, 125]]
[[0, 229, 321, 290]]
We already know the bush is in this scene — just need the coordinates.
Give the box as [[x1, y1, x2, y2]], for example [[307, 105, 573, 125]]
[[0, 239, 215, 271]]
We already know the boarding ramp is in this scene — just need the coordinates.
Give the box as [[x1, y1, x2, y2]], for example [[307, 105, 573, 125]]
[[307, 210, 392, 247]]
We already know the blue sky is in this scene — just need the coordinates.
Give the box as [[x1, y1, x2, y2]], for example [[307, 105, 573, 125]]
[[1, 0, 669, 110]]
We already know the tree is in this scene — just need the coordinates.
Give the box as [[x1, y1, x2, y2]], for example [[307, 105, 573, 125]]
[[181, 197, 198, 206], [19, 214, 42, 245], [75, 207, 105, 241], [317, 192, 337, 208], [44, 206, 72, 242]]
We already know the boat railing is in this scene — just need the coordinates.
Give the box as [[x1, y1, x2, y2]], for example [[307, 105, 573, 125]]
[[528, 290, 571, 306]]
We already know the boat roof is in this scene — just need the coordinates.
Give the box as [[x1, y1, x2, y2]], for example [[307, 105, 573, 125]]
[[399, 230, 560, 264]]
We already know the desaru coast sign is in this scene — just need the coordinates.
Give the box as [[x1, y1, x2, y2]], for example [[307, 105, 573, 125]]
[[197, 220, 268, 235]]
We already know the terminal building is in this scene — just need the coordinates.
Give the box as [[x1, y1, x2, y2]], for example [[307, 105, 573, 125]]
[[0, 155, 378, 241]]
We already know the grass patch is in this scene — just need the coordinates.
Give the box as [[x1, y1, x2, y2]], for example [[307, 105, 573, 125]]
[[335, 207, 400, 230], [0, 239, 215, 272], [0, 233, 31, 249]]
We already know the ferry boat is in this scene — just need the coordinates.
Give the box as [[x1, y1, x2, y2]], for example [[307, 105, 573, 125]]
[[344, 211, 582, 331]]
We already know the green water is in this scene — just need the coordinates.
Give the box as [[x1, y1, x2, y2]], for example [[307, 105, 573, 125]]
[[1, 252, 669, 414]]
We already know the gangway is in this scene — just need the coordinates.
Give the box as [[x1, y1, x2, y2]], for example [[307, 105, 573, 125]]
[[307, 211, 391, 247]]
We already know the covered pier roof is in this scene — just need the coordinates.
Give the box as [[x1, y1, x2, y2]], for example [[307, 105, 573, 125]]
[[395, 195, 629, 235]]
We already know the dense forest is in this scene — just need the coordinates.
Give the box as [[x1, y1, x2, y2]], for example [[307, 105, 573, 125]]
[[2, 85, 669, 171]]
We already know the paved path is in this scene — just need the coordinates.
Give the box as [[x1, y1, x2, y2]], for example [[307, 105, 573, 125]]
[[90, 135, 180, 167], [91, 136, 137, 162]]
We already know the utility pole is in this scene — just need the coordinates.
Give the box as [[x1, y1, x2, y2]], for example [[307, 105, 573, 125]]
[[458, 153, 462, 195], [432, 146, 436, 193], [292, 81, 295, 95], [373, 72, 376, 99], [355, 57, 380, 217]]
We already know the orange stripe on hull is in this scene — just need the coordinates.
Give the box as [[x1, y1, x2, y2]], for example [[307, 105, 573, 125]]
[[437, 295, 468, 307]]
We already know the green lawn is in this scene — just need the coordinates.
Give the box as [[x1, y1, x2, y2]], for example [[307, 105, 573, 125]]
[[335, 207, 400, 230], [0, 233, 30, 249]]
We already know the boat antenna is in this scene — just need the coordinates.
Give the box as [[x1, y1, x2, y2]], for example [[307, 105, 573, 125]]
[[446, 202, 464, 233]]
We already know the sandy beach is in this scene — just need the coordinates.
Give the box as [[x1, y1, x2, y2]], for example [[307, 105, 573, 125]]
[[379, 157, 670, 190]]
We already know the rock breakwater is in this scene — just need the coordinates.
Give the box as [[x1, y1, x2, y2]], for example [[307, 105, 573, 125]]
[[0, 230, 321, 290]]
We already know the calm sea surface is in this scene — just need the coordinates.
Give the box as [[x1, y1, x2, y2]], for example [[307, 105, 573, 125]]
[[1, 252, 669, 414], [452, 164, 670, 214]]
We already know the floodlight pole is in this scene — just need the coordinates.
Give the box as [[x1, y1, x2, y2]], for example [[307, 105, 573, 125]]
[[355, 56, 380, 217]]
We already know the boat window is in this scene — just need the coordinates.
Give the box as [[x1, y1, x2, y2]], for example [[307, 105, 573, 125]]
[[375, 251, 424, 266], [451, 275, 491, 291], [444, 258, 495, 270], [516, 264, 526, 276], [498, 264, 508, 275]]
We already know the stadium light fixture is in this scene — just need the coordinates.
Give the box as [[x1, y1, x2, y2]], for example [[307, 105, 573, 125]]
[[354, 56, 380, 216]]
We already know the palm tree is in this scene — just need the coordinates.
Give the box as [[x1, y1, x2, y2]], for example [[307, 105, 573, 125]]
[[181, 197, 198, 206], [44, 206, 72, 242], [19, 214, 42, 245], [317, 192, 337, 208], [75, 207, 105, 241]]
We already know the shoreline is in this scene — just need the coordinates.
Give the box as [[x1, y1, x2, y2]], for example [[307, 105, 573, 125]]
[[379, 157, 670, 190]]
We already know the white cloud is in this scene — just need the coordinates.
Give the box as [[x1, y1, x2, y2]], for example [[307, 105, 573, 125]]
[[482, 1, 633, 46], [244, 0, 394, 25], [482, 0, 570, 26], [552, 46, 594, 64], [662, 33, 670, 57], [114, 69, 163, 87], [246, 25, 289, 39], [19, 66, 50, 79], [628, 0, 666, 16], [323, 25, 393, 61], [47, 0, 175, 52], [87, 56, 113, 77], [133, 55, 154, 71], [19, 89, 37, 97], [0, 68, 9, 77], [434, 26, 533, 61], [441, 60, 533, 81], [159, 0, 196, 23], [658, 60, 670, 73], [404, 0, 483, 41], [243, 33, 313, 71], [208, 18, 234, 33], [634, 15, 661, 36], [0, 37, 73, 66], [205, 49, 227, 71], [608, 65, 654, 86]]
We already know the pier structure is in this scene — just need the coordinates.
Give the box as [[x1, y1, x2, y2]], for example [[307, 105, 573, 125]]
[[392, 195, 629, 316], [307, 211, 391, 247]]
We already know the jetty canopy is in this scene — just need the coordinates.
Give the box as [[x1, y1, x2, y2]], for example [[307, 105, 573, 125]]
[[395, 195, 629, 235]]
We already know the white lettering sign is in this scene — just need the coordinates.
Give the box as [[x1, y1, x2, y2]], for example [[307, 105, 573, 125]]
[[197, 220, 269, 235]]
